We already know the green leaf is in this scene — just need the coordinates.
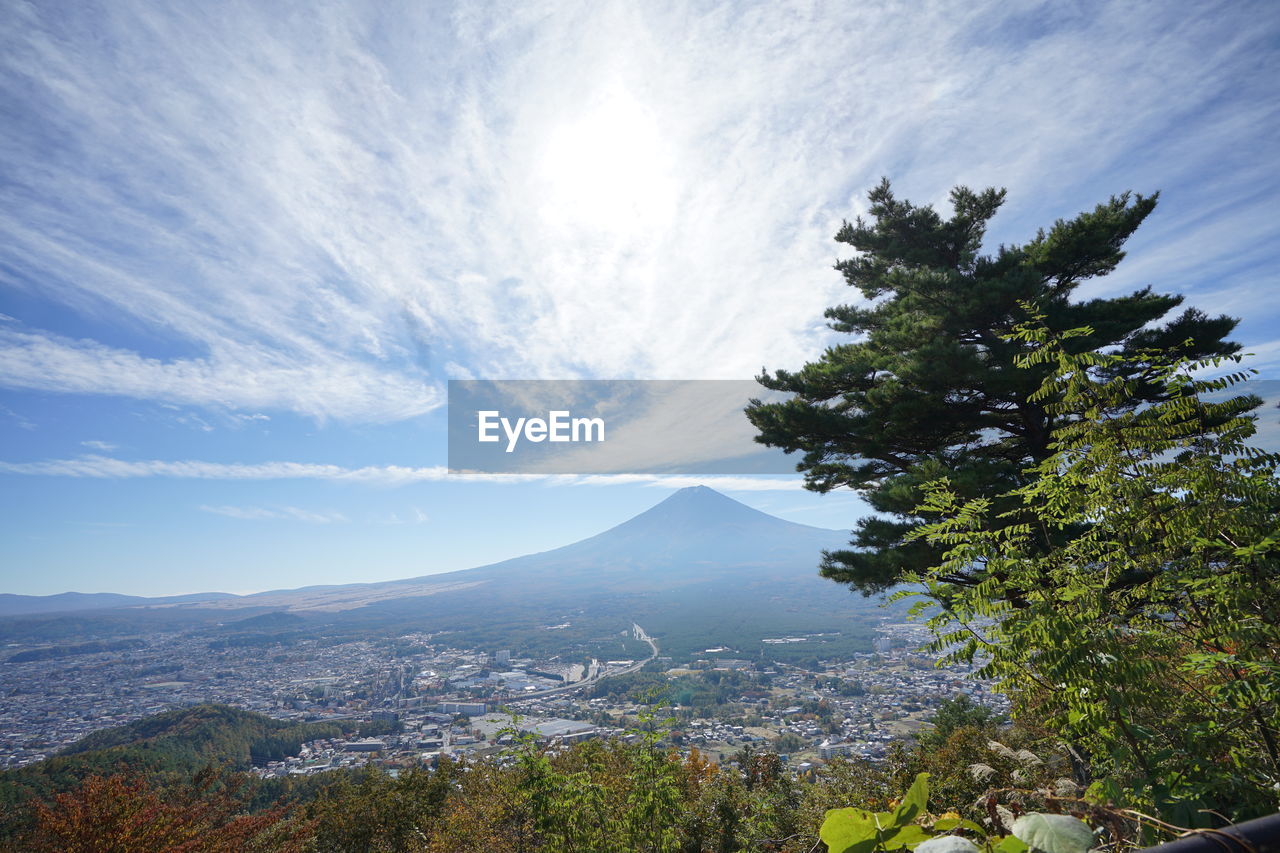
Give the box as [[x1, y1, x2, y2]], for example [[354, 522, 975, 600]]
[[883, 824, 934, 850], [891, 772, 930, 826], [821, 808, 882, 853], [1011, 813, 1094, 853], [995, 834, 1030, 853]]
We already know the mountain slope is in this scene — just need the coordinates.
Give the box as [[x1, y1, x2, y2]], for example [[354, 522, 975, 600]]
[[443, 485, 849, 588]]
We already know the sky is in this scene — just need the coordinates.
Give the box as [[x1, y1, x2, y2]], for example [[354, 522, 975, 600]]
[[1, 0, 1277, 597]]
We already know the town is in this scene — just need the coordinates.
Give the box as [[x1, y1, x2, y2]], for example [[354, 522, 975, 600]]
[[0, 618, 1007, 776]]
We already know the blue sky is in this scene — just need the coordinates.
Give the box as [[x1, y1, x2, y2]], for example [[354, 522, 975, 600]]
[[1, 0, 1277, 596]]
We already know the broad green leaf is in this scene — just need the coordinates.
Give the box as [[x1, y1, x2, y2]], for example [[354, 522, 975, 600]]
[[884, 824, 934, 850], [891, 772, 930, 826], [821, 808, 881, 853], [1011, 813, 1094, 853], [994, 835, 1030, 853]]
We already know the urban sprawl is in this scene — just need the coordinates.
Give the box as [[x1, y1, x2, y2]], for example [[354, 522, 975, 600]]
[[0, 619, 1008, 776]]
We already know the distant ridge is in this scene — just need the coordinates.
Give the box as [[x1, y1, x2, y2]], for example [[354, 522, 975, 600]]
[[0, 590, 235, 617]]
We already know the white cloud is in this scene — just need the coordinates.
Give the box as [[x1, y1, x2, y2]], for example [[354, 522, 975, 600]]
[[380, 507, 432, 525], [0, 404, 37, 431], [0, 454, 805, 491], [200, 504, 349, 523], [0, 0, 1274, 425], [80, 439, 118, 451], [0, 455, 446, 482], [0, 329, 438, 422]]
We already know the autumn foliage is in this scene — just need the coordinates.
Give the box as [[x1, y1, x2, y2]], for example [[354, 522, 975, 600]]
[[22, 767, 310, 853]]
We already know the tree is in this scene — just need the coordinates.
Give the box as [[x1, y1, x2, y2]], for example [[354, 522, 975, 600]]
[[746, 180, 1243, 596], [774, 732, 805, 754], [21, 769, 309, 852], [909, 319, 1279, 820], [306, 764, 457, 852], [914, 694, 997, 751]]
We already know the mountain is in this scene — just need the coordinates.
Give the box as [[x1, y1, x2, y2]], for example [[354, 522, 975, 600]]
[[0, 487, 890, 661], [475, 484, 844, 574], [3, 486, 848, 615], [136, 485, 853, 612], [225, 486, 878, 661], [436, 485, 849, 591]]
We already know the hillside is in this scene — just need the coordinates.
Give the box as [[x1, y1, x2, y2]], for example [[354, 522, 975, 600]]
[[0, 704, 355, 811]]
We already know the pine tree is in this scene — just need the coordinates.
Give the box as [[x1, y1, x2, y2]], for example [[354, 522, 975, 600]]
[[746, 179, 1244, 595]]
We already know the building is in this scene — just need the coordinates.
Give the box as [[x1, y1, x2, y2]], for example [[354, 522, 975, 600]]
[[438, 701, 486, 716], [819, 740, 857, 759], [713, 659, 752, 670], [344, 739, 386, 752], [527, 718, 598, 744]]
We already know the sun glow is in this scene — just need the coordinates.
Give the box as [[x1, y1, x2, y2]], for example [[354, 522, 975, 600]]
[[535, 89, 677, 233]]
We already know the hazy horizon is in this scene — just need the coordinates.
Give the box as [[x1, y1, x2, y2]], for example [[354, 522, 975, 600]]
[[5, 485, 855, 599]]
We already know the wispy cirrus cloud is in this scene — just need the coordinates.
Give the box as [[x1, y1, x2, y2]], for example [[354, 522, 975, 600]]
[[0, 454, 806, 491], [380, 508, 431, 526], [0, 404, 36, 431], [0, 0, 1274, 425], [200, 504, 349, 524], [0, 329, 438, 421]]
